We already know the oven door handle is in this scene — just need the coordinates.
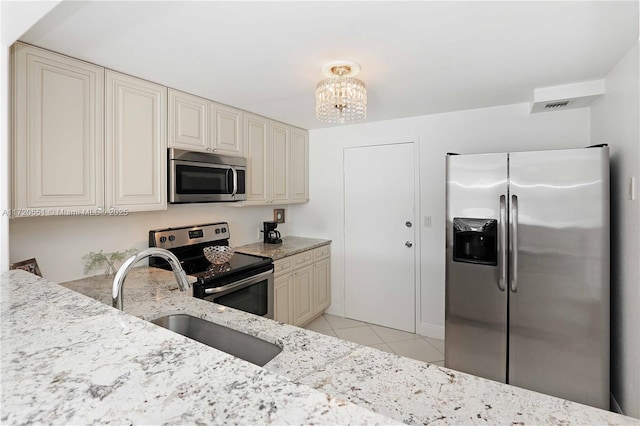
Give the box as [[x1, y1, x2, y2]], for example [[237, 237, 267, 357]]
[[204, 269, 273, 294]]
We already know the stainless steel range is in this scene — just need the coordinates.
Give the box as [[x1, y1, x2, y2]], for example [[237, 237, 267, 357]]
[[149, 222, 274, 318]]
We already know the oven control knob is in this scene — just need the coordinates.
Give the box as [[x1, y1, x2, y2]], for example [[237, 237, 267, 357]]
[[159, 236, 167, 243], [222, 227, 227, 233], [215, 229, 221, 234], [169, 235, 175, 242]]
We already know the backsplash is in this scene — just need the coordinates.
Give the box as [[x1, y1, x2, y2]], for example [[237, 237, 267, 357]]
[[9, 203, 292, 283]]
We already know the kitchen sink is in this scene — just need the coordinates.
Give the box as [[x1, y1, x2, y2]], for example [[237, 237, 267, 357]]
[[151, 314, 282, 366]]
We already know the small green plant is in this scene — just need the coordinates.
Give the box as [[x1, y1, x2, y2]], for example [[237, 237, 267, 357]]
[[82, 248, 138, 276]]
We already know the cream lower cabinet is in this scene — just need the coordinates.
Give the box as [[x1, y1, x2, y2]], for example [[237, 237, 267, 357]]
[[273, 245, 331, 326], [13, 42, 104, 214], [274, 273, 294, 323]]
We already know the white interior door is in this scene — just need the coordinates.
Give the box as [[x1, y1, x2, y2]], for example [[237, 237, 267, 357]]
[[344, 143, 416, 332]]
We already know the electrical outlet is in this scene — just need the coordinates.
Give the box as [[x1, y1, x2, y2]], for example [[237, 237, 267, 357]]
[[424, 216, 432, 227], [630, 177, 637, 201]]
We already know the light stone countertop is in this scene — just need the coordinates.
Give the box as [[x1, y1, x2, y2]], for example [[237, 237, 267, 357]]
[[3, 268, 637, 425], [235, 236, 331, 260], [1, 269, 398, 425]]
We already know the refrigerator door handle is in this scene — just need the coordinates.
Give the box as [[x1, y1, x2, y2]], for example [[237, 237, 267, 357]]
[[498, 195, 507, 291], [510, 194, 518, 293]]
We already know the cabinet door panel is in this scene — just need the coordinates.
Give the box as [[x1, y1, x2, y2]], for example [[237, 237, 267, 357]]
[[13, 43, 104, 212], [212, 103, 243, 156], [292, 265, 314, 326], [168, 89, 208, 150], [271, 122, 290, 202], [291, 127, 309, 202], [274, 274, 293, 323], [314, 259, 331, 313], [106, 71, 167, 211], [244, 114, 270, 203]]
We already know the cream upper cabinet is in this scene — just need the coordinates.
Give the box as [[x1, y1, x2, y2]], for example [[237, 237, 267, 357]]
[[244, 113, 270, 203], [244, 119, 308, 206], [271, 122, 290, 203], [168, 89, 208, 151], [105, 71, 167, 212], [12, 43, 104, 214], [290, 127, 309, 203], [168, 89, 244, 156], [210, 102, 243, 156]]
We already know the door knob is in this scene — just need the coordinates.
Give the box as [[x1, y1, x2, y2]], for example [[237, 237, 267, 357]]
[[405, 221, 412, 228], [405, 241, 413, 248]]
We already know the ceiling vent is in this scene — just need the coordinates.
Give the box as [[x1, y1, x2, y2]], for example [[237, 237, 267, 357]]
[[545, 101, 570, 110], [531, 80, 604, 114]]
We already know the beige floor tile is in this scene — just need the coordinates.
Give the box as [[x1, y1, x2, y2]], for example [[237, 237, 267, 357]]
[[334, 326, 383, 346], [369, 324, 422, 343], [316, 329, 337, 338], [367, 343, 395, 354], [304, 315, 332, 332], [424, 337, 445, 354], [387, 339, 444, 363], [324, 314, 367, 330]]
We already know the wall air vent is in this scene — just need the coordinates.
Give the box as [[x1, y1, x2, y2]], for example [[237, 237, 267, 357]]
[[545, 101, 570, 109], [530, 80, 605, 114]]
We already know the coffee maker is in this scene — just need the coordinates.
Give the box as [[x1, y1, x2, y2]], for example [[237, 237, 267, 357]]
[[263, 221, 282, 244]]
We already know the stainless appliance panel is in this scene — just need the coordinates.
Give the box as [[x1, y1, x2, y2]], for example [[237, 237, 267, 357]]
[[508, 147, 609, 409], [168, 148, 247, 203], [204, 269, 274, 319], [445, 153, 508, 382]]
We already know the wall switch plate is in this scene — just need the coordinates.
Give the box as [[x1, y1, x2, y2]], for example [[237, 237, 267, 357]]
[[424, 216, 432, 227], [630, 177, 636, 201]]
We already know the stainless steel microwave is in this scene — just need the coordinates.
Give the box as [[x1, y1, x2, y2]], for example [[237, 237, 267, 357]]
[[169, 149, 246, 203]]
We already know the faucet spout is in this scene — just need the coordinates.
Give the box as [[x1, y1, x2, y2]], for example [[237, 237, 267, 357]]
[[112, 247, 192, 310]]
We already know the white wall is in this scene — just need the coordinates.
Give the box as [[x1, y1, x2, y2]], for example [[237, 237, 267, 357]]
[[1, 0, 63, 273], [10, 204, 292, 283], [590, 42, 639, 418], [1, 47, 9, 272], [290, 103, 590, 339], [0, 1, 62, 47]]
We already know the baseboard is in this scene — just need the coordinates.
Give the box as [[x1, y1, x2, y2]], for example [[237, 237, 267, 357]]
[[417, 322, 444, 340], [610, 393, 623, 415]]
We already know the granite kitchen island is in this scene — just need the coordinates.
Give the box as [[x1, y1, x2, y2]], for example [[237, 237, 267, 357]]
[[1, 268, 637, 425]]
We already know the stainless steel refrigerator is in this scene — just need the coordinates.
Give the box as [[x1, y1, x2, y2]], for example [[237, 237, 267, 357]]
[[445, 146, 609, 409]]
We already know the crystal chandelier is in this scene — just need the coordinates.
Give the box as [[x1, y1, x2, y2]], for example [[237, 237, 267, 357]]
[[315, 61, 367, 124]]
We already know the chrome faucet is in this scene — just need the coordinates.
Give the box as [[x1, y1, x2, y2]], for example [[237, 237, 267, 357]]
[[112, 247, 192, 310]]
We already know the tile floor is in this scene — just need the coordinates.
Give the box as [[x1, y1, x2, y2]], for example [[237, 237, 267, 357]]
[[303, 313, 445, 366]]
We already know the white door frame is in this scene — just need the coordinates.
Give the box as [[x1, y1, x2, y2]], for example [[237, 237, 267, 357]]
[[341, 138, 421, 332]]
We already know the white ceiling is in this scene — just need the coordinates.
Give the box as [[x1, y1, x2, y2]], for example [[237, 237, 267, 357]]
[[18, 1, 639, 130]]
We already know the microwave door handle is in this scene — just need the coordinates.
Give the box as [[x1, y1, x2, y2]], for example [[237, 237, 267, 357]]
[[230, 167, 238, 196]]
